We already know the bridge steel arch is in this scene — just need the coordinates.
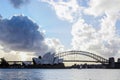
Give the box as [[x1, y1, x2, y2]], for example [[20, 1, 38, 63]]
[[55, 51, 108, 64]]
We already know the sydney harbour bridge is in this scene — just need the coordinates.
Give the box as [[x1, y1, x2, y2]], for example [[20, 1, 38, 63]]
[[55, 50, 109, 64]]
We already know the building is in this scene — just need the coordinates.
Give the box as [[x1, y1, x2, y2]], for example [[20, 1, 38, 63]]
[[108, 57, 115, 68], [32, 52, 63, 65]]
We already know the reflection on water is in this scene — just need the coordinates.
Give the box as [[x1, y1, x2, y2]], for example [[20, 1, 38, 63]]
[[0, 69, 120, 80]]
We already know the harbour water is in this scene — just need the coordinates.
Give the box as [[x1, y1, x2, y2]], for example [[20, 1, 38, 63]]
[[0, 69, 119, 80]]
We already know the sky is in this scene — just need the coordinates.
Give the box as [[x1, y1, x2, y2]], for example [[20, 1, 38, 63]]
[[0, 0, 120, 61]]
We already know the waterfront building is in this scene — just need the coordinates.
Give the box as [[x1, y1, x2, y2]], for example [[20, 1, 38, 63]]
[[108, 57, 115, 68], [32, 52, 63, 65], [114, 58, 120, 68]]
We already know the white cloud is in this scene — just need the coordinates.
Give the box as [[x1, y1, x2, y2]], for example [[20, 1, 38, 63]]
[[45, 38, 64, 53], [99, 14, 118, 40], [84, 0, 120, 16], [0, 46, 35, 61], [71, 19, 98, 52], [71, 15, 120, 58], [41, 0, 82, 22]]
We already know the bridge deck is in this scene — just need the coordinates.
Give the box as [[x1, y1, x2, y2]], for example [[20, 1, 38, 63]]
[[63, 60, 101, 62]]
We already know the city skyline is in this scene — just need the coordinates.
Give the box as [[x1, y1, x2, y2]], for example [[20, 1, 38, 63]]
[[0, 0, 120, 61]]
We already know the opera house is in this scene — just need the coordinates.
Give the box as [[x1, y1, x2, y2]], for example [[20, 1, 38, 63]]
[[32, 52, 63, 65]]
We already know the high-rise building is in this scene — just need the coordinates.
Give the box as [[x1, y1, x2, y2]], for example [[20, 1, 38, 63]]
[[109, 57, 115, 68]]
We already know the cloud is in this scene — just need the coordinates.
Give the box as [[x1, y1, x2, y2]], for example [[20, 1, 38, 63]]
[[41, 0, 82, 22], [0, 48, 35, 61], [45, 38, 64, 53], [84, 0, 120, 16], [0, 15, 65, 60], [71, 18, 120, 57], [9, 0, 30, 8], [0, 15, 48, 53], [35, 38, 65, 56], [0, 14, 2, 19], [74, 1, 120, 58]]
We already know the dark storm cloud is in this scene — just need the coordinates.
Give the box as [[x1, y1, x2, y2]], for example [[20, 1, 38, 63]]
[[0, 15, 48, 52], [9, 0, 30, 8]]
